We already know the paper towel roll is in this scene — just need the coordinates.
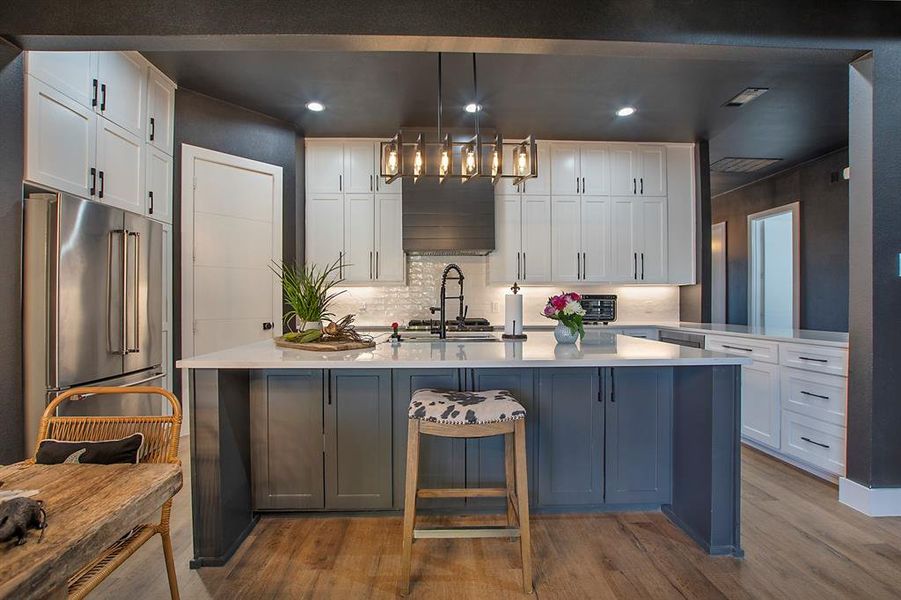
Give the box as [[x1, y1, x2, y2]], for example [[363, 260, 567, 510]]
[[505, 293, 523, 335]]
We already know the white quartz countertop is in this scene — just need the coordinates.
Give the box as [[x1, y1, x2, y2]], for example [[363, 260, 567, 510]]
[[177, 331, 751, 370], [672, 322, 848, 347]]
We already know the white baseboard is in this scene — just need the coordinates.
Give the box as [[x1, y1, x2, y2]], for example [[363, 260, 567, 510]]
[[839, 477, 901, 516]]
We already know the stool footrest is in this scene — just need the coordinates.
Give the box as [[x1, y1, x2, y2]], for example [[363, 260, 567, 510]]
[[417, 487, 508, 499], [414, 526, 521, 540]]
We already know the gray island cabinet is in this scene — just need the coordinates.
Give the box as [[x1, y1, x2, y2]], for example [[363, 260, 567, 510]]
[[179, 332, 748, 567]]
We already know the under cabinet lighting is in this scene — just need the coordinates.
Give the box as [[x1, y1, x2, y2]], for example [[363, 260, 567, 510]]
[[305, 101, 325, 112]]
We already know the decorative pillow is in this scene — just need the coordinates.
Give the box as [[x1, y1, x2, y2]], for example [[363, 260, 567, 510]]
[[35, 433, 145, 465]]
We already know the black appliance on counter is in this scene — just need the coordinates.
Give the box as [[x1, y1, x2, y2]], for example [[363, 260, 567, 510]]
[[580, 294, 617, 325]]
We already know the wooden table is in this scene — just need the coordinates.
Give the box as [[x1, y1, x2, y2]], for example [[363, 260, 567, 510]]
[[0, 462, 182, 600]]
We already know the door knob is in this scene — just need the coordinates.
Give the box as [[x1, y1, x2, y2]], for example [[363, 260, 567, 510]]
[[262, 322, 274, 330]]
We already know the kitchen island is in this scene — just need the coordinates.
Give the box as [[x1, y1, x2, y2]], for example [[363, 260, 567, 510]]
[[178, 331, 750, 567]]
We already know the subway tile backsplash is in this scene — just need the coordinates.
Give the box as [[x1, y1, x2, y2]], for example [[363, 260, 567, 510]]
[[329, 256, 680, 327]]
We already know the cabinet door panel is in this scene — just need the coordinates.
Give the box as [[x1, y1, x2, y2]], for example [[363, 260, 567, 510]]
[[306, 142, 344, 193], [96, 116, 144, 213], [306, 193, 344, 272], [581, 196, 611, 282], [326, 370, 393, 509], [344, 142, 376, 194], [537, 368, 603, 506], [550, 143, 580, 195], [611, 197, 638, 281], [97, 51, 146, 137], [605, 368, 672, 504], [522, 142, 551, 195], [638, 197, 668, 282], [343, 193, 375, 282], [25, 51, 97, 108], [375, 194, 404, 282], [521, 195, 552, 282], [580, 144, 610, 195], [741, 362, 781, 449], [610, 145, 637, 196], [251, 370, 324, 510], [638, 145, 667, 196], [147, 68, 175, 154], [145, 145, 173, 223], [489, 196, 521, 282], [551, 195, 582, 282], [392, 369, 464, 509], [25, 77, 97, 198]]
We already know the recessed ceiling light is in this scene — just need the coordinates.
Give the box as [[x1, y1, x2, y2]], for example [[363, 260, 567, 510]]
[[306, 101, 325, 112], [616, 106, 636, 117], [464, 103, 482, 113]]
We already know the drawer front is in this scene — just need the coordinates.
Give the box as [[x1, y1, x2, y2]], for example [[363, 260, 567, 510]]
[[780, 367, 847, 425], [780, 343, 848, 376], [780, 412, 845, 476], [620, 327, 658, 340], [706, 335, 779, 364]]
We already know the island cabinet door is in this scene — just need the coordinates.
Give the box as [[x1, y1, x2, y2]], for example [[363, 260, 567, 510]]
[[392, 369, 465, 509], [604, 367, 673, 504], [465, 369, 537, 509], [326, 369, 393, 510], [251, 370, 325, 510], [537, 368, 604, 506]]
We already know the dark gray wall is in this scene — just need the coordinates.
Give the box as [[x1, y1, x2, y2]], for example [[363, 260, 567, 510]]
[[711, 148, 849, 332], [172, 89, 301, 387], [679, 140, 712, 323], [0, 41, 24, 463]]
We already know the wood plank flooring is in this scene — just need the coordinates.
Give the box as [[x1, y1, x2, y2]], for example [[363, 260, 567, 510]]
[[90, 445, 901, 599]]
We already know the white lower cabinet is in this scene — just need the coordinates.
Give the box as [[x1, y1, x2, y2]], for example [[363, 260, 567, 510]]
[[781, 412, 846, 475], [740, 361, 781, 450], [780, 367, 846, 426]]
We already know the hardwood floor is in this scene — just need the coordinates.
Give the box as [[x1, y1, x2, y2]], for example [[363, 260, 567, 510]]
[[91, 444, 901, 599]]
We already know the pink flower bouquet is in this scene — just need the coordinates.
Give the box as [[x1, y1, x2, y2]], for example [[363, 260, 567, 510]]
[[542, 292, 586, 339]]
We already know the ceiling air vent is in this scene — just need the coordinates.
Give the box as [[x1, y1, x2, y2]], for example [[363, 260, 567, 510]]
[[723, 87, 769, 107], [710, 157, 782, 173]]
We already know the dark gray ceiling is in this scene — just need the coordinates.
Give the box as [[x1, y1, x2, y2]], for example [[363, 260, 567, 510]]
[[144, 47, 855, 196]]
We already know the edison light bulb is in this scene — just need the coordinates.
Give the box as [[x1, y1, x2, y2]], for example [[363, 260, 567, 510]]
[[491, 149, 500, 177], [516, 146, 528, 176], [440, 150, 450, 177], [387, 146, 399, 175], [464, 146, 476, 175], [413, 149, 423, 177]]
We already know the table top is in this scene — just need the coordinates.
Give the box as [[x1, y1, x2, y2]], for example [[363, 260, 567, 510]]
[[0, 462, 182, 600]]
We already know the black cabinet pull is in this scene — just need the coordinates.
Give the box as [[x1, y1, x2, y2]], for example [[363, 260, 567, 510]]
[[376, 251, 380, 279], [633, 252, 637, 280], [640, 177, 644, 194], [798, 356, 829, 363], [721, 344, 753, 353], [523, 253, 527, 279], [577, 253, 581, 280], [582, 177, 585, 193], [100, 83, 107, 111], [800, 390, 830, 400], [369, 251, 373, 279], [89, 167, 97, 196], [632, 178, 636, 194], [801, 436, 830, 449], [150, 117, 155, 141], [582, 252, 586, 279], [516, 252, 521, 280], [98, 170, 105, 198], [148, 191, 154, 214], [92, 79, 98, 107], [610, 368, 616, 403], [339, 174, 342, 191], [641, 252, 645, 280], [370, 174, 373, 191]]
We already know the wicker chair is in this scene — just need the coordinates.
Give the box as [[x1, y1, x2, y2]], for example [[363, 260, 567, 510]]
[[29, 386, 183, 600]]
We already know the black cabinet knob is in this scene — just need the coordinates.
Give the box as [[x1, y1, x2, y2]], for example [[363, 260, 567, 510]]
[[262, 322, 274, 330]]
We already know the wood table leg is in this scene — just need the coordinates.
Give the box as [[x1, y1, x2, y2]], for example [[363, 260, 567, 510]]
[[400, 419, 420, 596], [514, 419, 533, 594], [504, 432, 516, 531]]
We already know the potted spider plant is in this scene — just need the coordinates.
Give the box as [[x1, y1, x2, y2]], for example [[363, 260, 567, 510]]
[[270, 257, 345, 333]]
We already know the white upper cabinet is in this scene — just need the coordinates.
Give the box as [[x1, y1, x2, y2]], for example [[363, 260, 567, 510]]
[[610, 196, 668, 283], [549, 142, 609, 195], [490, 196, 523, 281], [580, 145, 610, 195], [580, 196, 611, 282], [375, 194, 404, 283], [25, 51, 98, 109], [146, 145, 173, 224], [610, 144, 667, 196], [343, 193, 376, 282], [147, 67, 176, 155], [610, 146, 638, 196], [550, 143, 580, 195], [520, 195, 552, 282], [638, 145, 667, 196], [638, 197, 667, 282], [611, 197, 639, 281], [306, 142, 344, 193], [521, 142, 550, 195], [25, 76, 97, 199], [306, 193, 345, 271], [96, 116, 144, 214], [96, 52, 147, 137], [344, 142, 376, 194], [550, 195, 582, 282]]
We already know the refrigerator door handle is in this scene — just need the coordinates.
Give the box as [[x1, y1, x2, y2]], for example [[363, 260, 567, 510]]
[[121, 228, 129, 355], [107, 231, 118, 355], [127, 231, 141, 353]]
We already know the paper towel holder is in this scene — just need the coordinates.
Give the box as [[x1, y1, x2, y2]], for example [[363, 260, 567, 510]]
[[502, 282, 528, 341]]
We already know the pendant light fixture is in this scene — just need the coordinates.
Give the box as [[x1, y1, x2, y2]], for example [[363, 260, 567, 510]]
[[413, 133, 425, 182], [461, 54, 481, 183]]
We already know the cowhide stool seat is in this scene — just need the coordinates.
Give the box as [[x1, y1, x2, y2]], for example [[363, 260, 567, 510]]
[[400, 389, 532, 595]]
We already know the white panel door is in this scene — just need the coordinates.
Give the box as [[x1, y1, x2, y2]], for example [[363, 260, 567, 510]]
[[306, 193, 344, 271], [96, 116, 144, 213], [344, 142, 376, 194], [188, 148, 282, 355], [343, 193, 375, 283], [551, 195, 581, 282], [581, 196, 611, 282], [741, 361, 781, 450], [96, 51, 147, 137], [146, 145, 173, 223], [637, 197, 668, 282], [147, 68, 175, 155], [490, 196, 522, 282], [610, 145, 638, 196], [375, 194, 404, 282], [549, 143, 580, 195], [522, 142, 551, 195], [580, 144, 610, 196], [611, 197, 638, 281], [521, 195, 552, 282], [638, 145, 667, 196], [306, 142, 344, 193], [25, 51, 97, 108], [25, 77, 97, 198]]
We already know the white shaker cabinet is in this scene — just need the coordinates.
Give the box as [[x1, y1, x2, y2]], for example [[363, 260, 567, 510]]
[[492, 196, 523, 281], [343, 193, 376, 282], [307, 142, 345, 193], [550, 194, 611, 282], [609, 144, 667, 197], [344, 142, 376, 194], [375, 194, 404, 282], [147, 67, 176, 155], [96, 51, 147, 138], [490, 194, 551, 283], [96, 116, 144, 214], [638, 145, 667, 196], [520, 195, 552, 282], [580, 196, 611, 281], [610, 196, 667, 283], [146, 146, 173, 224], [549, 142, 609, 196], [741, 361, 782, 450], [306, 193, 345, 272], [25, 51, 97, 109]]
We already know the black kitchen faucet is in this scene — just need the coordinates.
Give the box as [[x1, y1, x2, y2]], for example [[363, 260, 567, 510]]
[[429, 263, 467, 339]]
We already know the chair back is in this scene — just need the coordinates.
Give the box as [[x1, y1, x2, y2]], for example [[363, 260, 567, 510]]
[[34, 386, 182, 465]]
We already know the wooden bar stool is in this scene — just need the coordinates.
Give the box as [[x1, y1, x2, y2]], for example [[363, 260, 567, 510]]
[[400, 388, 532, 595]]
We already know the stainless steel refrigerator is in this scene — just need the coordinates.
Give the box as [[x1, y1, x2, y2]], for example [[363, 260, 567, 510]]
[[23, 190, 164, 453]]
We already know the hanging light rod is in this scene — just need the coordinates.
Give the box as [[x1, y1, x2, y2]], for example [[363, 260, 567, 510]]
[[380, 52, 538, 186]]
